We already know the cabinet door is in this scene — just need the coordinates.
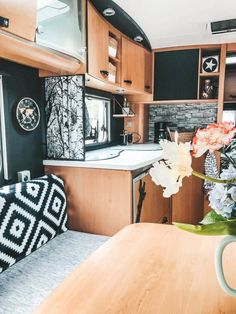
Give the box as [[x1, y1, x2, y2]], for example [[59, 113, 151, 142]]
[[144, 50, 153, 93], [121, 37, 145, 92], [154, 49, 199, 100], [134, 174, 171, 224], [172, 156, 204, 224], [0, 0, 36, 41], [87, 2, 109, 81]]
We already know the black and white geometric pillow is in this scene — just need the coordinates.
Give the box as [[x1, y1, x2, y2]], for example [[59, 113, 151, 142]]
[[0, 174, 67, 273]]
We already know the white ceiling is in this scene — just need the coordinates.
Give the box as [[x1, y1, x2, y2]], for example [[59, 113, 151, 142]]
[[113, 0, 236, 49]]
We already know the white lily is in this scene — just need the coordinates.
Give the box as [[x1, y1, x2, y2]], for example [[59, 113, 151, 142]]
[[150, 134, 193, 197]]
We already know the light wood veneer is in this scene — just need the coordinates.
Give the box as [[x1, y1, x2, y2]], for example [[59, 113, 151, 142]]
[[35, 223, 236, 314], [0, 31, 81, 73], [45, 166, 133, 236], [0, 0, 37, 41]]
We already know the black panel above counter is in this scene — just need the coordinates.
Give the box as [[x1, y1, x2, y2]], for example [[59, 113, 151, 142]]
[[154, 49, 199, 101]]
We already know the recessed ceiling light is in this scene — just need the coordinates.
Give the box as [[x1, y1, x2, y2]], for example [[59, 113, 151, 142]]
[[134, 35, 143, 42], [103, 7, 115, 17]]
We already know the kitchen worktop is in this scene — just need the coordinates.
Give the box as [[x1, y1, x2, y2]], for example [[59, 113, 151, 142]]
[[43, 144, 163, 171]]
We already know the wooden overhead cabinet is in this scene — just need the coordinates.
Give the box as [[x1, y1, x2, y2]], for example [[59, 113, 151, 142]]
[[0, 0, 37, 41], [87, 1, 109, 81], [121, 37, 145, 92]]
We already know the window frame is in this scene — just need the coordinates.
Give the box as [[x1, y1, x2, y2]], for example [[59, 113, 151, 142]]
[[85, 93, 112, 150]]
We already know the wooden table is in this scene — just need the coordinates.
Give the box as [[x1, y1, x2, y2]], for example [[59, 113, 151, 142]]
[[35, 224, 236, 314]]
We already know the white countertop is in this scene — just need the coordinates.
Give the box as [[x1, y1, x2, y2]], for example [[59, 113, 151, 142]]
[[43, 144, 163, 171]]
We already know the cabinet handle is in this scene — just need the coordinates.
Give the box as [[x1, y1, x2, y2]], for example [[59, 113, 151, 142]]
[[230, 94, 236, 99], [145, 85, 151, 89], [36, 25, 44, 35], [100, 70, 109, 77], [0, 16, 9, 28], [161, 216, 168, 224], [124, 80, 132, 84]]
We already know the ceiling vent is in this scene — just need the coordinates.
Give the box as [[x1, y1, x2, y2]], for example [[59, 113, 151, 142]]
[[207, 18, 236, 35]]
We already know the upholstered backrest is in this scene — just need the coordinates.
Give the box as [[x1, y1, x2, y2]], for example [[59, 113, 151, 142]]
[[0, 174, 67, 273]]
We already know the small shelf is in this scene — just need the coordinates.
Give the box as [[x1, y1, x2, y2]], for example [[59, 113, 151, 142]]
[[199, 72, 220, 77], [224, 100, 236, 104], [109, 56, 120, 63], [113, 114, 135, 118], [145, 99, 218, 104], [198, 98, 218, 102]]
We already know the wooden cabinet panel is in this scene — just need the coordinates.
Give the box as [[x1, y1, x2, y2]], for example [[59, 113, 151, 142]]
[[45, 166, 132, 236], [135, 175, 171, 224], [144, 50, 153, 93], [0, 32, 81, 73], [121, 37, 145, 92], [87, 1, 109, 81], [154, 49, 199, 100], [0, 0, 37, 41], [172, 156, 204, 224]]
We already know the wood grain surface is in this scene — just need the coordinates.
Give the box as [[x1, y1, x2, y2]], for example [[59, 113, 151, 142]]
[[45, 166, 132, 236], [35, 223, 236, 314], [0, 0, 37, 41]]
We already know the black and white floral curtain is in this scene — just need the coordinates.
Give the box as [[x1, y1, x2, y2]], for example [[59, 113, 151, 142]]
[[45, 75, 84, 160]]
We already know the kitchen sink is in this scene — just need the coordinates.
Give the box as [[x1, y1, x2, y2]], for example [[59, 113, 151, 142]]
[[85, 149, 123, 161]]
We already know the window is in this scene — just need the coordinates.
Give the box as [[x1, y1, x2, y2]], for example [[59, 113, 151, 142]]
[[85, 95, 111, 146]]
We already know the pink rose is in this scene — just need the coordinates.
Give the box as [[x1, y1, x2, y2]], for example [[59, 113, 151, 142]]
[[192, 122, 236, 157]]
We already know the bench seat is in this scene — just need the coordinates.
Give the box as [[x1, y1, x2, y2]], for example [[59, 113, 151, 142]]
[[0, 230, 108, 313]]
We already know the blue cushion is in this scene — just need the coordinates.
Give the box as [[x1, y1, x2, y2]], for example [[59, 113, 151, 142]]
[[0, 174, 67, 273]]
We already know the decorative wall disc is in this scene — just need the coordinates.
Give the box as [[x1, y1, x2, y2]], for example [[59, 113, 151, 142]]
[[202, 56, 219, 73], [16, 98, 40, 132]]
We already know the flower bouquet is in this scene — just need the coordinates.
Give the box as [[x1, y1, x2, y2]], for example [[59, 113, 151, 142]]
[[150, 122, 236, 235]]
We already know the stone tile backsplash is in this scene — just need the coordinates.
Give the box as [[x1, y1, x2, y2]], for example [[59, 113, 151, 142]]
[[149, 103, 218, 142]]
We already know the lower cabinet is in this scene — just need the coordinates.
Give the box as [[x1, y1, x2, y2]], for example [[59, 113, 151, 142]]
[[172, 156, 205, 224], [133, 174, 171, 224], [45, 160, 204, 236], [45, 166, 133, 236]]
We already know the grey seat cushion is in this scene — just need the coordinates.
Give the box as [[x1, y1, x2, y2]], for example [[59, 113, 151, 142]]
[[0, 230, 108, 314]]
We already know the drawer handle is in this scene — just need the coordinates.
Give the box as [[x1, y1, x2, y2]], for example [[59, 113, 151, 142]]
[[145, 85, 151, 89], [0, 16, 9, 28], [100, 70, 109, 77], [230, 94, 236, 99], [124, 80, 132, 84]]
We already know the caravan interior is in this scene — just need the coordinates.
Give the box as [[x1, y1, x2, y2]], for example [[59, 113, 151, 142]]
[[0, 0, 236, 313]]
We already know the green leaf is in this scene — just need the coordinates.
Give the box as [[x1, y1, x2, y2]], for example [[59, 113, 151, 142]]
[[173, 220, 236, 236], [200, 210, 227, 225]]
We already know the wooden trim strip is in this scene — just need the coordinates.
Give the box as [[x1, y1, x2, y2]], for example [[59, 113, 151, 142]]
[[227, 43, 236, 52], [153, 44, 222, 53], [153, 44, 221, 52], [0, 31, 81, 74], [217, 44, 227, 122], [128, 99, 218, 105]]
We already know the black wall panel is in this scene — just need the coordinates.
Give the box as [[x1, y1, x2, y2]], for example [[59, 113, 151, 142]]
[[154, 49, 199, 100], [0, 59, 44, 185]]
